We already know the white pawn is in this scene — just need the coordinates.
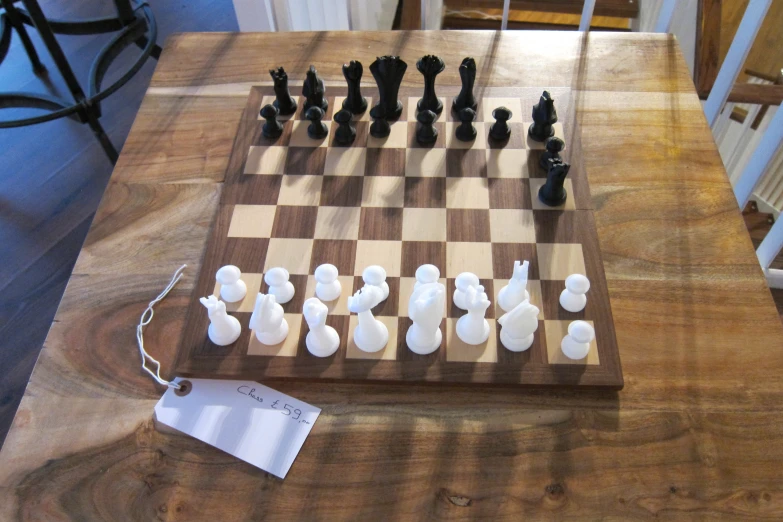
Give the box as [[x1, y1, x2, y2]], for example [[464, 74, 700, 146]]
[[347, 285, 388, 353], [314, 263, 341, 301], [559, 274, 590, 313], [406, 281, 446, 354], [561, 320, 595, 360], [414, 264, 440, 290], [249, 293, 289, 345], [453, 272, 479, 310], [200, 295, 241, 346], [497, 299, 539, 352], [303, 297, 339, 357], [362, 265, 389, 302], [498, 260, 530, 313], [265, 267, 295, 304], [216, 265, 247, 303], [456, 285, 491, 345]]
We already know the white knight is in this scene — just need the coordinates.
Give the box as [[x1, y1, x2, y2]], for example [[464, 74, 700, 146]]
[[497, 299, 539, 352], [249, 293, 289, 345]]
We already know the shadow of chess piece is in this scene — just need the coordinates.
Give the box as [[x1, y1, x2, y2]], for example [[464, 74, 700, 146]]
[[528, 90, 558, 142], [306, 107, 329, 140], [539, 136, 565, 169], [370, 55, 407, 121], [416, 109, 438, 145], [489, 106, 511, 141], [302, 65, 328, 113], [452, 57, 478, 114], [369, 104, 390, 138], [455, 107, 476, 142], [333, 109, 356, 145], [538, 158, 570, 206], [260, 104, 283, 139], [416, 55, 445, 114], [269, 67, 297, 116], [342, 60, 368, 114]]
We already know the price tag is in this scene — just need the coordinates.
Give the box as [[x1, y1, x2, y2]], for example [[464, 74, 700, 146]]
[[154, 378, 320, 479]]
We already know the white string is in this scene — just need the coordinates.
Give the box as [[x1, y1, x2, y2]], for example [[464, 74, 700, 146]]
[[136, 264, 187, 389]]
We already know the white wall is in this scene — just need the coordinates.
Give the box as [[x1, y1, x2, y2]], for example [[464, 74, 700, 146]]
[[633, 0, 698, 76]]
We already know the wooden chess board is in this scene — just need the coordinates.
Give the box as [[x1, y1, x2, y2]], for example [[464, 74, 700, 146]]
[[173, 84, 623, 388]]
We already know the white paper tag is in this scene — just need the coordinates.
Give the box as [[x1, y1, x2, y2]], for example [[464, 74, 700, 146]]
[[154, 378, 320, 479]]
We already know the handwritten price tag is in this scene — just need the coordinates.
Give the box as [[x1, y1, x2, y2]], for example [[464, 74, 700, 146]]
[[154, 378, 320, 478]]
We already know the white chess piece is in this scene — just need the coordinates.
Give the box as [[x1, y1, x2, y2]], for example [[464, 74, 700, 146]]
[[303, 297, 339, 357], [498, 260, 530, 313], [347, 285, 388, 353], [249, 293, 289, 345], [362, 265, 389, 302], [561, 320, 595, 360], [406, 281, 446, 354], [414, 264, 440, 290], [453, 272, 479, 310], [265, 267, 295, 304], [314, 263, 341, 301], [497, 299, 539, 352], [456, 285, 491, 345], [216, 265, 247, 303], [559, 274, 590, 313], [200, 295, 241, 346]]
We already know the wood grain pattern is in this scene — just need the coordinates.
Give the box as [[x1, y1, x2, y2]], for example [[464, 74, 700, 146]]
[[2, 31, 783, 520]]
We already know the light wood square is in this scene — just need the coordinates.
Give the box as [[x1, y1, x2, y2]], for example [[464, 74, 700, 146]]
[[367, 122, 408, 148], [406, 97, 447, 121], [446, 178, 490, 209], [263, 238, 313, 275], [398, 277, 447, 317], [493, 279, 543, 320], [346, 315, 399, 360], [529, 178, 577, 210], [247, 313, 302, 356], [314, 206, 361, 239], [446, 318, 498, 362], [214, 272, 264, 313], [524, 122, 565, 150], [362, 176, 405, 207], [444, 122, 487, 149], [537, 243, 586, 280], [489, 209, 536, 243], [405, 148, 447, 177], [304, 274, 353, 315], [487, 149, 529, 178], [544, 320, 599, 365], [259, 95, 300, 121], [277, 175, 323, 206], [402, 208, 447, 241], [354, 240, 402, 276], [333, 96, 373, 121], [290, 120, 332, 147], [227, 205, 276, 238], [324, 147, 367, 176], [482, 98, 523, 122], [245, 146, 287, 175], [446, 242, 494, 278]]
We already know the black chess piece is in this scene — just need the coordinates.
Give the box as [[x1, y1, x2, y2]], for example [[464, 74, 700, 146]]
[[528, 90, 558, 142], [342, 60, 368, 114], [538, 158, 570, 206], [302, 65, 328, 113], [260, 104, 283, 139], [416, 109, 438, 145], [539, 137, 565, 169], [269, 67, 297, 116], [306, 107, 329, 140], [416, 55, 445, 114], [455, 107, 477, 142], [369, 104, 390, 138], [369, 56, 407, 121], [489, 106, 511, 141], [333, 109, 356, 145], [452, 57, 478, 113]]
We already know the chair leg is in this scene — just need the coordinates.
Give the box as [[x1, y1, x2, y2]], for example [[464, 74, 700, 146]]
[[1, 0, 45, 72], [85, 111, 119, 164]]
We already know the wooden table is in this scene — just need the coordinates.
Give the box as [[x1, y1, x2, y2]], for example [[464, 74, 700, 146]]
[[2, 31, 783, 520]]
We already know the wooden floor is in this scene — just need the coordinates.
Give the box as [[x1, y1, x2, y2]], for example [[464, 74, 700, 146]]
[[0, 0, 237, 448]]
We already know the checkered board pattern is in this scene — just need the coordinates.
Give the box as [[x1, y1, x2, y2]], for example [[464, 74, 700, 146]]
[[174, 85, 623, 388]]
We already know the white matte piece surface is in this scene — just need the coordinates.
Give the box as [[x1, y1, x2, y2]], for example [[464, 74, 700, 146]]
[[265, 267, 295, 304], [453, 272, 479, 310], [314, 263, 342, 302], [303, 297, 339, 357], [200, 295, 241, 346], [249, 293, 289, 345], [559, 273, 590, 312], [498, 260, 530, 313], [347, 285, 389, 353], [561, 320, 595, 360], [497, 299, 539, 352], [414, 264, 440, 290], [362, 265, 389, 302], [406, 281, 446, 354], [455, 285, 491, 345], [216, 265, 247, 303]]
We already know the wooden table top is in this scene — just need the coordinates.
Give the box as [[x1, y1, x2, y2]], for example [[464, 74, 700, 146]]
[[2, 31, 783, 520]]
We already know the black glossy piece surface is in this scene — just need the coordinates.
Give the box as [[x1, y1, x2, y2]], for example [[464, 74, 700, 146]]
[[489, 106, 511, 141], [369, 104, 390, 138], [260, 103, 283, 139], [415, 109, 438, 145], [538, 158, 570, 206], [452, 57, 477, 113], [369, 55, 407, 121], [342, 60, 367, 115], [416, 54, 444, 114], [528, 90, 558, 142], [333, 109, 356, 145], [269, 66, 297, 116], [455, 107, 476, 142], [539, 136, 565, 169], [302, 64, 328, 113], [305, 106, 328, 140]]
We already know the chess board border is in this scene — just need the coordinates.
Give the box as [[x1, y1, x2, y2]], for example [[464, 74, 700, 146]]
[[174, 84, 623, 389]]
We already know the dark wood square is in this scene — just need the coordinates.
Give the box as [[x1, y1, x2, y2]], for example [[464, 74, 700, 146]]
[[487, 122, 526, 149], [359, 207, 403, 240], [365, 148, 406, 176], [401, 241, 446, 277], [309, 239, 357, 275], [403, 178, 446, 208], [261, 273, 309, 314], [491, 243, 540, 279], [539, 280, 597, 321], [352, 276, 399, 317], [533, 210, 580, 243], [320, 176, 364, 207], [446, 209, 491, 242], [407, 122, 446, 148], [224, 175, 282, 205], [446, 278, 495, 319], [445, 149, 488, 178], [328, 121, 369, 148], [271, 205, 317, 238], [284, 147, 327, 175], [295, 315, 349, 359], [251, 119, 294, 147], [395, 317, 447, 363], [527, 150, 548, 178], [488, 178, 532, 209], [496, 320, 547, 365]]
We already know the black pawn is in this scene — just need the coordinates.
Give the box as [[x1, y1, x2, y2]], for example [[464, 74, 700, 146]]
[[539, 137, 565, 169], [455, 107, 476, 142], [342, 60, 368, 114], [416, 55, 445, 114], [369, 104, 390, 138], [489, 106, 511, 141], [333, 109, 356, 145], [528, 90, 558, 142], [306, 107, 328, 140], [452, 57, 478, 113], [260, 104, 283, 139], [302, 65, 328, 113], [416, 110, 438, 145], [538, 159, 570, 207], [269, 67, 297, 116]]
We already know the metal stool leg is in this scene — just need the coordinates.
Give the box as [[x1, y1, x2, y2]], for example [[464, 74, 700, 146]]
[[1, 0, 45, 72]]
